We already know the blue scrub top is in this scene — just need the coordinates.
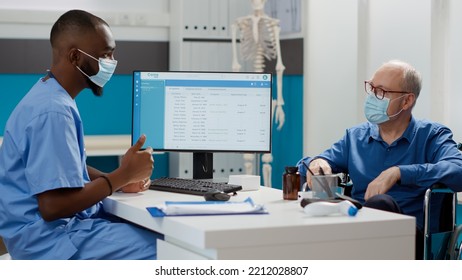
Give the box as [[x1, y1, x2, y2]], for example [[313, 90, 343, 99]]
[[0, 77, 100, 259]]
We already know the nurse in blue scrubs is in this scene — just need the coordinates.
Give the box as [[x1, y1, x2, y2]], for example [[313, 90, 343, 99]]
[[0, 10, 161, 259]]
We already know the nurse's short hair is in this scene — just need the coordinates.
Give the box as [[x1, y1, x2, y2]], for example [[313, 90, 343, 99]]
[[50, 10, 108, 47]]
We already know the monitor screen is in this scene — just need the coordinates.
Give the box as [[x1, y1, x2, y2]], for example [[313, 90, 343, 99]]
[[132, 71, 272, 179]]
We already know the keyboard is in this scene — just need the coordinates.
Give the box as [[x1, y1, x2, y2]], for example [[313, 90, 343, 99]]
[[149, 177, 242, 196]]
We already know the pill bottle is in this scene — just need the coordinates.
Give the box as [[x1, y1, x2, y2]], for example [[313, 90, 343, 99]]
[[283, 166, 300, 200]]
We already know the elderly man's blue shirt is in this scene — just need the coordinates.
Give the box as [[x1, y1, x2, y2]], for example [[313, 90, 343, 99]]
[[298, 117, 462, 228]]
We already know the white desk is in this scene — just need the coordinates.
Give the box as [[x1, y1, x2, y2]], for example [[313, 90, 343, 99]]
[[103, 187, 416, 260]]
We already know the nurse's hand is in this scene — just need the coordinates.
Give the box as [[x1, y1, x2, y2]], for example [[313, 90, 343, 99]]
[[120, 178, 151, 193], [119, 134, 154, 186]]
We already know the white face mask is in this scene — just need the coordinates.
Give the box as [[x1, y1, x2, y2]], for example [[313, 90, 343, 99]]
[[75, 49, 117, 88]]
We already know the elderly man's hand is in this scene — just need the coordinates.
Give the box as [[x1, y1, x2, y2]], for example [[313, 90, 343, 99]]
[[306, 158, 332, 188], [364, 166, 401, 200]]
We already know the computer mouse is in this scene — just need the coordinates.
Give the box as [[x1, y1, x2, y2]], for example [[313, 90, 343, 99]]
[[204, 189, 231, 201]]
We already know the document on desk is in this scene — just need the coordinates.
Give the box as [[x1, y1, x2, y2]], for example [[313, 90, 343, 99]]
[[146, 197, 268, 217]]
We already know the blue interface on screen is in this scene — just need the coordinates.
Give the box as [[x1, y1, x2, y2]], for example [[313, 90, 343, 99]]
[[132, 71, 272, 153]]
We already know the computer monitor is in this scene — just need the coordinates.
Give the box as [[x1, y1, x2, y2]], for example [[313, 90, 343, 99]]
[[132, 71, 272, 179]]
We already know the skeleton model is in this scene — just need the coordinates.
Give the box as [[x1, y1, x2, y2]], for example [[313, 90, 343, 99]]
[[231, 0, 285, 188]]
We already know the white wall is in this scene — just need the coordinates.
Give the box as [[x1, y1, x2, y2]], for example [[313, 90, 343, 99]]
[[0, 0, 170, 41], [446, 0, 462, 142], [304, 0, 361, 156], [367, 0, 432, 120], [303, 0, 462, 156]]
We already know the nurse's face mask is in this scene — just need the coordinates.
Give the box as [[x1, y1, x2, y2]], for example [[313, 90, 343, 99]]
[[75, 49, 118, 88]]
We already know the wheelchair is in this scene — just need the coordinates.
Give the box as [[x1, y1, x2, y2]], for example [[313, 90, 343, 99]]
[[423, 184, 462, 259], [419, 142, 462, 259]]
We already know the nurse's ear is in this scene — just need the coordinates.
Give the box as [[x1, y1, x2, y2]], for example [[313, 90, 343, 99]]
[[68, 48, 81, 67]]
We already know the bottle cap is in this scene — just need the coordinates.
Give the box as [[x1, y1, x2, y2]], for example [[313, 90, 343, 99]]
[[347, 206, 358, 217], [285, 166, 298, 174]]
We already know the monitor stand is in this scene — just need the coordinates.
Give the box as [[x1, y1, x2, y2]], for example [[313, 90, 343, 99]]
[[193, 152, 213, 180]]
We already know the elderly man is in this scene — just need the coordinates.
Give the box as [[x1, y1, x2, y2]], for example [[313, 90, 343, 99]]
[[298, 60, 462, 259]]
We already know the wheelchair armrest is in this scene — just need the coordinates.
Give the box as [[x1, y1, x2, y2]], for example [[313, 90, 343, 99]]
[[426, 183, 456, 194], [424, 184, 456, 221], [423, 183, 457, 259], [424, 183, 456, 229]]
